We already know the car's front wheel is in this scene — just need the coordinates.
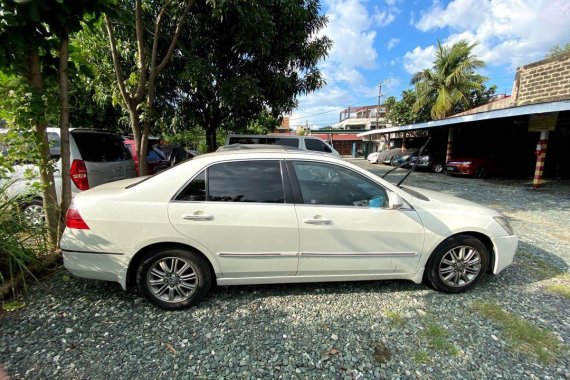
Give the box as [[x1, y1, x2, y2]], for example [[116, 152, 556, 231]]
[[432, 162, 444, 173], [136, 248, 212, 310], [425, 236, 489, 293]]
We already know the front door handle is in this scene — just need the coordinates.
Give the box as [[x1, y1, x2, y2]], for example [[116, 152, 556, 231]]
[[303, 216, 332, 225], [182, 212, 213, 221]]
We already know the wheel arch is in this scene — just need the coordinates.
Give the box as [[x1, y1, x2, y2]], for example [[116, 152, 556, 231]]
[[424, 232, 495, 274], [126, 242, 218, 291]]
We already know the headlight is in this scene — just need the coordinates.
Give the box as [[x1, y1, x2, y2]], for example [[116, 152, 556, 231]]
[[402, 155, 410, 159], [493, 216, 514, 235], [419, 155, 429, 161]]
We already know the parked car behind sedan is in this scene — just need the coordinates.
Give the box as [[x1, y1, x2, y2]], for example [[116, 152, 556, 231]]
[[1, 128, 136, 225], [62, 148, 518, 310], [366, 148, 388, 163], [391, 148, 419, 167], [379, 147, 403, 165], [123, 138, 170, 176], [446, 156, 496, 178]]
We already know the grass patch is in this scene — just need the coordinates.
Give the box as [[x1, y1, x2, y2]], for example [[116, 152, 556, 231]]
[[471, 300, 563, 363], [545, 283, 570, 300], [413, 351, 430, 364], [421, 320, 460, 356], [516, 250, 564, 279], [385, 310, 405, 326]]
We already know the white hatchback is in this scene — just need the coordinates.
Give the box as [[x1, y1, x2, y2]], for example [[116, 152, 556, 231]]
[[61, 149, 518, 310]]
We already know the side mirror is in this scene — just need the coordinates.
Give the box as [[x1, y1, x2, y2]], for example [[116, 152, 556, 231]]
[[387, 192, 404, 210]]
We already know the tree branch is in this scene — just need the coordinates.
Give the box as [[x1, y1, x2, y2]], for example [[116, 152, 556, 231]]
[[149, 0, 171, 79], [104, 15, 132, 109], [156, 0, 194, 73], [134, 0, 147, 102]]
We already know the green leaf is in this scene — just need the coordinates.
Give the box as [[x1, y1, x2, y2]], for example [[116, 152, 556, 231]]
[[62, 274, 72, 282], [2, 300, 26, 312]]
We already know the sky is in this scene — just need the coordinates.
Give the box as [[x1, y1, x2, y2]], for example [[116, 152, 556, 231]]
[[289, 0, 570, 128]]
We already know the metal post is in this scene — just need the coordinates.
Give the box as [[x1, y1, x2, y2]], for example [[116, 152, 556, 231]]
[[446, 127, 453, 162], [532, 131, 549, 189]]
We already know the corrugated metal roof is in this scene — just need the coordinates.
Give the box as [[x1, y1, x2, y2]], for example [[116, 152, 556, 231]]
[[357, 100, 570, 138]]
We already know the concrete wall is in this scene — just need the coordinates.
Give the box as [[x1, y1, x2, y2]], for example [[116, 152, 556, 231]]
[[514, 51, 570, 106]]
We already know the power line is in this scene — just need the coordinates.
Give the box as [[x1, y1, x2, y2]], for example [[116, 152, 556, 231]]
[[289, 96, 378, 121]]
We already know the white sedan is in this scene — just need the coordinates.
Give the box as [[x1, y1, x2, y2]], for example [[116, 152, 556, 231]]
[[61, 148, 518, 310]]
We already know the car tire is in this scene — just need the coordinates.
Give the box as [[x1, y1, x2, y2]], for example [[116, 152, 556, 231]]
[[136, 248, 212, 310], [475, 167, 488, 179], [432, 162, 444, 173], [425, 235, 489, 293], [21, 198, 45, 227]]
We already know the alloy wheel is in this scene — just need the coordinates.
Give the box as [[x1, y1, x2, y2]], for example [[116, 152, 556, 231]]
[[438, 245, 482, 287], [146, 257, 198, 303]]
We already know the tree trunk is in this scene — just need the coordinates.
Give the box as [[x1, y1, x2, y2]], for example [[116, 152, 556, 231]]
[[127, 108, 143, 175], [28, 48, 59, 248], [206, 126, 217, 152], [58, 29, 71, 240]]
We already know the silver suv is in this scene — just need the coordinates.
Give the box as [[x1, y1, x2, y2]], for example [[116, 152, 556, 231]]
[[1, 128, 136, 224]]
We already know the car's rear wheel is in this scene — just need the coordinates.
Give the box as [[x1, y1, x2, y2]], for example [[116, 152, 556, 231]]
[[432, 162, 444, 173], [425, 236, 489, 293], [136, 248, 211, 310]]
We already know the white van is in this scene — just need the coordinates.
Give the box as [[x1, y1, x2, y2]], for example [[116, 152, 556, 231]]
[[225, 134, 340, 157]]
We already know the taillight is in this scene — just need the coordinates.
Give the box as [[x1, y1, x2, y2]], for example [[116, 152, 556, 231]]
[[66, 203, 89, 230], [70, 159, 89, 191]]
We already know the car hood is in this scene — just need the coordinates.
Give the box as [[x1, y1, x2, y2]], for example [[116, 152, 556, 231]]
[[401, 186, 499, 217]]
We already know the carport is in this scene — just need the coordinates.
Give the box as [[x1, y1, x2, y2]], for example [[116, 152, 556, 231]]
[[357, 100, 570, 186]]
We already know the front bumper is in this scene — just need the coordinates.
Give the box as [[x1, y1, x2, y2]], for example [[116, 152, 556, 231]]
[[446, 165, 473, 175], [63, 249, 128, 289], [491, 235, 519, 274]]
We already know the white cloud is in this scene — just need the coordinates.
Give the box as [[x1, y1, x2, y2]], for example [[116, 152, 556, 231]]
[[403, 45, 436, 74], [412, 0, 570, 68], [290, 0, 384, 125], [387, 38, 400, 50], [373, 9, 396, 27]]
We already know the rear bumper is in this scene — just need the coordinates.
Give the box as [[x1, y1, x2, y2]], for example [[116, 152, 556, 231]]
[[63, 249, 128, 289], [491, 235, 518, 274]]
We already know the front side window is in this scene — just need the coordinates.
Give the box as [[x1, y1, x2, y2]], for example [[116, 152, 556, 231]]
[[293, 161, 387, 207], [305, 138, 332, 153]]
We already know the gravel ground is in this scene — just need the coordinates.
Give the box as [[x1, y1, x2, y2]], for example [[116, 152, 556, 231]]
[[1, 159, 569, 380]]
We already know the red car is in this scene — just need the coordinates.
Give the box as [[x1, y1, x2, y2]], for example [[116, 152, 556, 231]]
[[123, 138, 170, 175], [445, 157, 496, 178]]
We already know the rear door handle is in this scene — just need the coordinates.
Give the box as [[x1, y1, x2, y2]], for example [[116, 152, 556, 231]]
[[303, 217, 332, 225], [182, 213, 213, 221]]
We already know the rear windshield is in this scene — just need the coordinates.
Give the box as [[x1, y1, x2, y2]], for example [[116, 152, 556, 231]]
[[72, 132, 131, 162]]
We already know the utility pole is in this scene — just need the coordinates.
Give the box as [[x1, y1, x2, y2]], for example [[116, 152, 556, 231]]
[[375, 81, 383, 129]]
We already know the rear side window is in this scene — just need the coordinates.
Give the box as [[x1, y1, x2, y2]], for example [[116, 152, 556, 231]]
[[208, 161, 284, 203], [72, 132, 131, 162], [228, 137, 266, 144], [305, 138, 332, 153], [266, 137, 299, 147], [176, 171, 206, 201], [175, 161, 284, 203]]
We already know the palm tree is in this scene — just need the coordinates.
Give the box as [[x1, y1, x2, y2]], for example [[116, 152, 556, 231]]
[[411, 40, 486, 120]]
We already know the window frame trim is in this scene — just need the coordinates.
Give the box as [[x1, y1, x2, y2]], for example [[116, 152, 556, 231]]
[[170, 158, 293, 204], [286, 159, 392, 209]]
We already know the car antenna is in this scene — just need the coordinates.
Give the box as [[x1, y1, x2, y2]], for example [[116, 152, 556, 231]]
[[380, 137, 432, 187]]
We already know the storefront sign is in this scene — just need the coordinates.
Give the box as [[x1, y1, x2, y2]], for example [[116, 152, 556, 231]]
[[528, 112, 558, 132]]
